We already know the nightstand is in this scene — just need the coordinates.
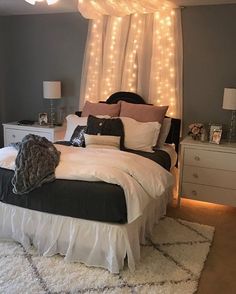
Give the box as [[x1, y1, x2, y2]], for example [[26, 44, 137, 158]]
[[178, 137, 236, 206], [3, 122, 65, 147]]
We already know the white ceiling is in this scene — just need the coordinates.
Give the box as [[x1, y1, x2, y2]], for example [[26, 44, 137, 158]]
[[0, 0, 236, 16]]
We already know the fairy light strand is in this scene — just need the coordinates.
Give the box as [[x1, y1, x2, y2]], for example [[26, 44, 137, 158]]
[[81, 3, 177, 117]]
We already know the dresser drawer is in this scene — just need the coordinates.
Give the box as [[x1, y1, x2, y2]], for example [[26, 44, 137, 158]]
[[5, 128, 52, 145], [184, 148, 236, 171], [182, 183, 236, 206], [183, 166, 236, 190]]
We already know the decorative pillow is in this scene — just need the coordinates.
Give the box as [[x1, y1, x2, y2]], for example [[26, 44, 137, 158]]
[[63, 114, 111, 141], [84, 134, 120, 150], [70, 125, 87, 147], [119, 101, 168, 124], [156, 117, 172, 149], [86, 115, 124, 150], [81, 101, 120, 117], [64, 115, 88, 141], [120, 117, 161, 152]]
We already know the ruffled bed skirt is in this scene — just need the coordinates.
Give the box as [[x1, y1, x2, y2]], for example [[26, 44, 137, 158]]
[[0, 188, 171, 273]]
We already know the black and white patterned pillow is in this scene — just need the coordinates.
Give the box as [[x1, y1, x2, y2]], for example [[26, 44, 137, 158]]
[[70, 125, 87, 147]]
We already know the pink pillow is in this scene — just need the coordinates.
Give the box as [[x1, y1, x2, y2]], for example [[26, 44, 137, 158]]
[[81, 101, 120, 117], [119, 101, 168, 124]]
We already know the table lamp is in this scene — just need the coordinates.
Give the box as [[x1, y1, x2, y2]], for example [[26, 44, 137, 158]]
[[222, 88, 236, 143], [43, 81, 61, 126]]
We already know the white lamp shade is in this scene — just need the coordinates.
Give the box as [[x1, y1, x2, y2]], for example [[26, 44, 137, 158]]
[[25, 0, 58, 4], [223, 88, 236, 110], [43, 81, 61, 99]]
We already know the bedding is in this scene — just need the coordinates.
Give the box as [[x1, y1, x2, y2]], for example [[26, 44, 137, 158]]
[[0, 145, 173, 224], [0, 190, 170, 273], [64, 115, 88, 141], [0, 92, 180, 273], [156, 117, 172, 148], [63, 114, 110, 141], [86, 115, 124, 149], [11, 134, 60, 195], [70, 125, 87, 147], [120, 117, 161, 152], [84, 134, 121, 149], [81, 101, 120, 117], [119, 100, 168, 123]]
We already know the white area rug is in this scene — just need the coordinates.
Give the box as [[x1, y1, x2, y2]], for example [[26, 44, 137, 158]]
[[0, 217, 214, 294]]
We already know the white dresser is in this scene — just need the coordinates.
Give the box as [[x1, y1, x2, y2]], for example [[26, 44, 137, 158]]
[[178, 137, 236, 206], [3, 122, 65, 147]]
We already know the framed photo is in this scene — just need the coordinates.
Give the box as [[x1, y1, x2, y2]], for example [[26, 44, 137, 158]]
[[38, 112, 48, 126], [209, 124, 222, 144]]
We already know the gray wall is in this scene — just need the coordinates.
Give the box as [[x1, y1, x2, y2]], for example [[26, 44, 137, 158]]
[[1, 6, 236, 145], [0, 12, 88, 146], [0, 17, 6, 146], [182, 4, 236, 137]]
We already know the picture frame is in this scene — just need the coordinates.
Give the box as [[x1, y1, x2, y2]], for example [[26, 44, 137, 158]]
[[38, 112, 48, 126], [209, 124, 222, 144]]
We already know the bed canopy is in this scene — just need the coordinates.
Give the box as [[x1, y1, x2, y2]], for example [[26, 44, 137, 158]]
[[77, 0, 183, 118]]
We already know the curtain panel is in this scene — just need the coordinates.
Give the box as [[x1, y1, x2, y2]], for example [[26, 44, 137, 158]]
[[78, 0, 182, 119]]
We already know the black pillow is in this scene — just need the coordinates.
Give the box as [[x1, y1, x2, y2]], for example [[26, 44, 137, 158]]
[[86, 115, 125, 150], [70, 125, 87, 147]]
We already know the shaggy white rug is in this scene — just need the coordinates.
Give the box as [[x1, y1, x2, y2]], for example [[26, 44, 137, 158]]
[[0, 217, 214, 294]]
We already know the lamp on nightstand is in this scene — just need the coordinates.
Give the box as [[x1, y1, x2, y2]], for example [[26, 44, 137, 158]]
[[43, 81, 61, 126], [223, 88, 236, 143]]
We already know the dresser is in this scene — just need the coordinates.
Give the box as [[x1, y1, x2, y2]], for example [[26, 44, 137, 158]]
[[178, 137, 236, 206], [3, 122, 65, 147]]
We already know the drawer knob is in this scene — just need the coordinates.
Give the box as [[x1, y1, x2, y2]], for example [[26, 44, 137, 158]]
[[194, 156, 200, 161], [192, 190, 197, 196], [193, 173, 199, 179], [12, 134, 16, 138]]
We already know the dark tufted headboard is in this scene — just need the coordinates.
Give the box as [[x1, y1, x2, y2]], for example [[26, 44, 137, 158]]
[[76, 92, 181, 156]]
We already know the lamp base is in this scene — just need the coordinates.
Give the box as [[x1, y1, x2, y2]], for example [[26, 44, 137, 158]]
[[228, 110, 236, 143], [49, 99, 57, 127]]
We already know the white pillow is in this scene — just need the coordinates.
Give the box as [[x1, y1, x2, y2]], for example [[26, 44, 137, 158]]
[[156, 117, 171, 148], [64, 115, 88, 141], [64, 114, 111, 141], [84, 134, 120, 150], [120, 117, 161, 152]]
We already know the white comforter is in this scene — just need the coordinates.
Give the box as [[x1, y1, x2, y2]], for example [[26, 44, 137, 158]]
[[0, 145, 173, 223]]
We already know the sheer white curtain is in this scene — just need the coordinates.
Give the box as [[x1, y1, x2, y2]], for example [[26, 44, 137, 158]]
[[78, 0, 183, 118]]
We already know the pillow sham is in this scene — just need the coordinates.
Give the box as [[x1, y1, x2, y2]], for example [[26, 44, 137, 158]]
[[70, 125, 87, 147], [120, 117, 161, 152], [84, 134, 120, 150], [81, 101, 120, 117], [86, 115, 124, 150], [119, 101, 168, 124], [156, 117, 172, 149], [63, 114, 110, 141], [64, 115, 88, 141]]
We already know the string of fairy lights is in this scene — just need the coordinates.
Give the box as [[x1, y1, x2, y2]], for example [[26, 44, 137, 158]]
[[81, 2, 177, 117], [149, 8, 176, 116]]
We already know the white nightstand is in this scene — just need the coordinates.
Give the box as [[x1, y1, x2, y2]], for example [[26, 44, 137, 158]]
[[178, 137, 236, 206], [3, 122, 65, 147]]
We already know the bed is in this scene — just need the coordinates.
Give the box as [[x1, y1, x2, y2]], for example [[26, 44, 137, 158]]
[[0, 92, 180, 273]]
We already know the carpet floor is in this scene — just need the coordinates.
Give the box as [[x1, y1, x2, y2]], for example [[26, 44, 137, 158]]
[[0, 217, 214, 294]]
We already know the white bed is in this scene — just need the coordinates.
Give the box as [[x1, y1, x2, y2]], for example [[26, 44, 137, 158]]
[[0, 94, 180, 273]]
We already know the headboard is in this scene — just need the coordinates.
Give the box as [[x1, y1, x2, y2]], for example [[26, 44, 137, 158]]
[[76, 92, 181, 155]]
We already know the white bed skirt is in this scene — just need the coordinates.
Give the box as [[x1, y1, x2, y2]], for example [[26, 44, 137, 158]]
[[0, 188, 171, 273]]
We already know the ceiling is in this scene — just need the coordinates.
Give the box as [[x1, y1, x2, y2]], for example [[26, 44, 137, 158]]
[[0, 0, 236, 16]]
